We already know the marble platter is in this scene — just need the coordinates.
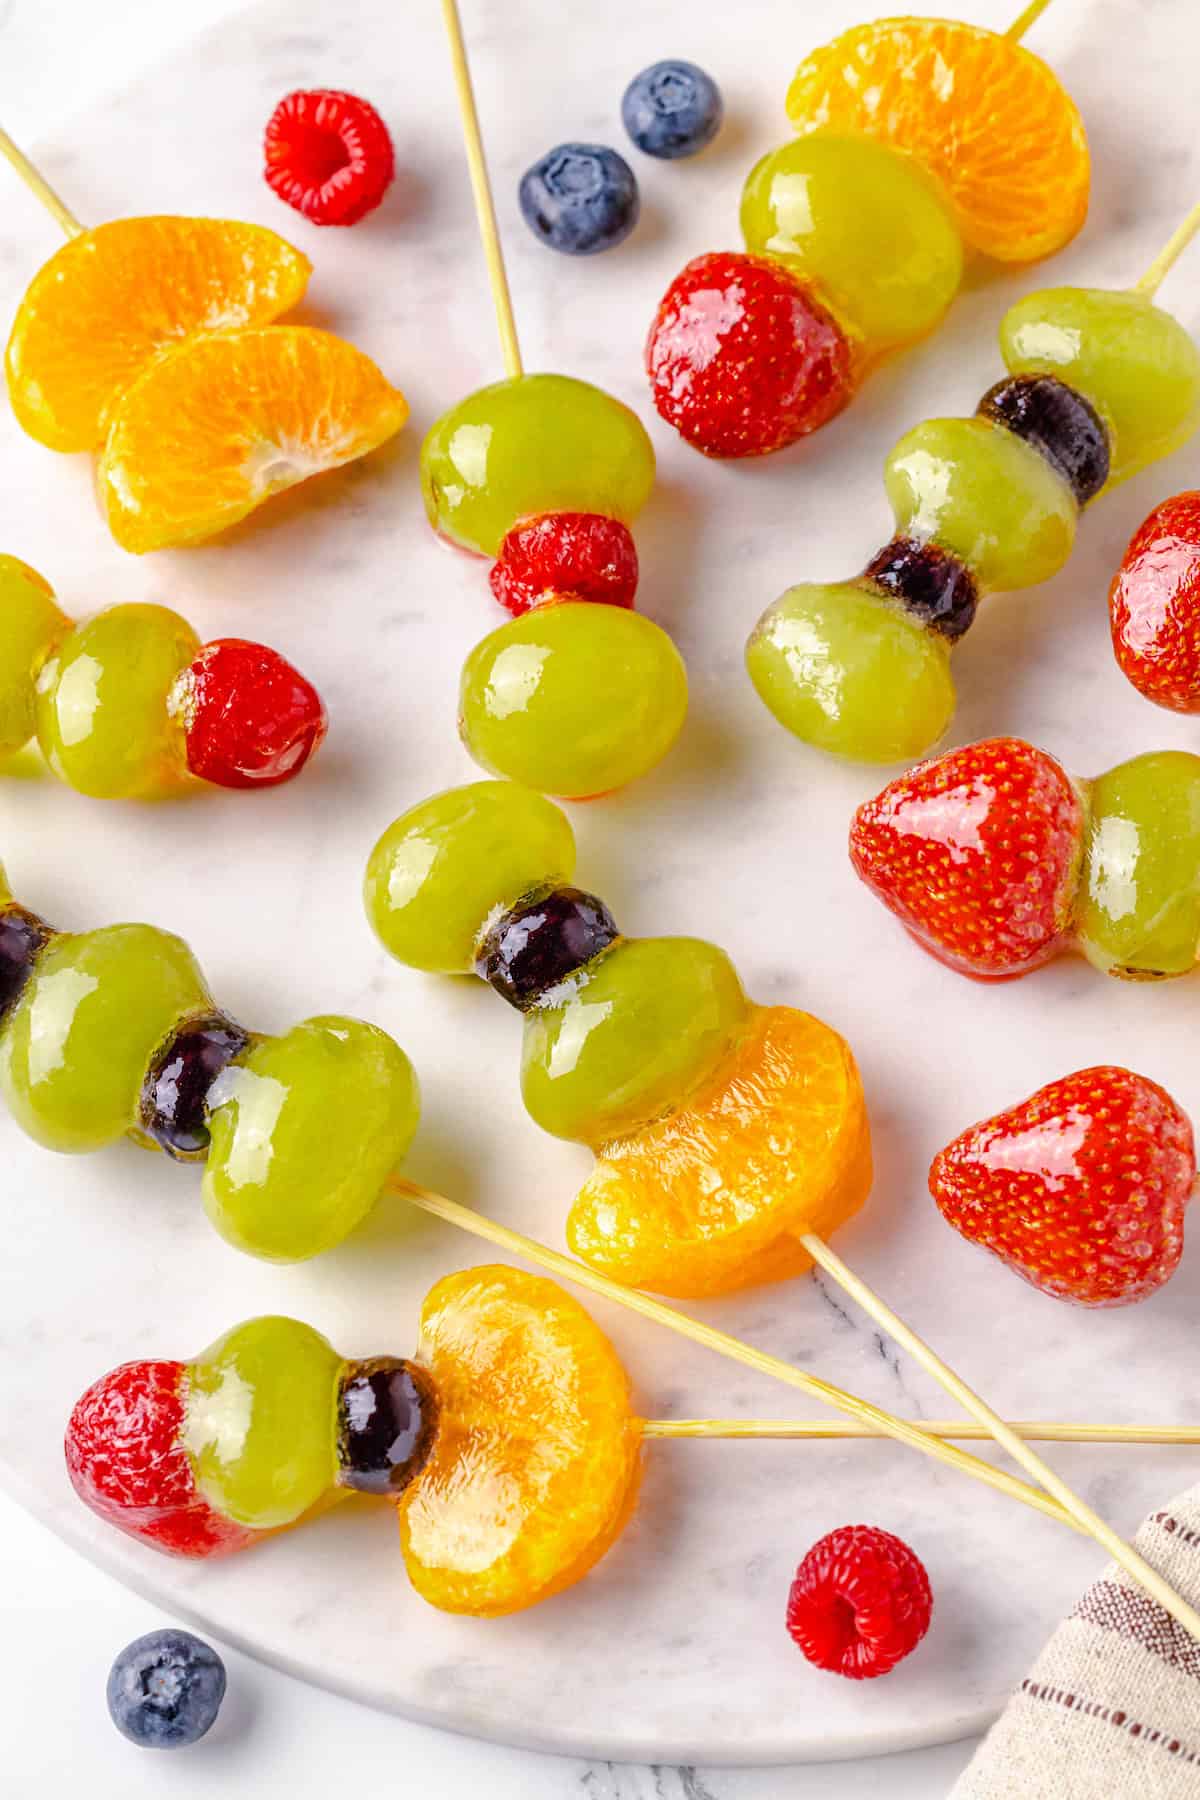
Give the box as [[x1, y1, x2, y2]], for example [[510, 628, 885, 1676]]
[[3, 0, 1200, 1765]]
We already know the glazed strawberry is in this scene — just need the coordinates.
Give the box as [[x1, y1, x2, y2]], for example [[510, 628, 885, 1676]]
[[786, 1524, 932, 1679], [1110, 491, 1200, 712], [65, 1360, 253, 1556], [489, 512, 638, 616], [850, 737, 1085, 978], [930, 1067, 1196, 1306], [177, 639, 327, 789], [645, 251, 854, 458], [264, 89, 395, 226]]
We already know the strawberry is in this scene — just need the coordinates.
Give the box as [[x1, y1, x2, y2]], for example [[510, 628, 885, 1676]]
[[1110, 490, 1200, 713], [489, 513, 638, 616], [930, 1067, 1196, 1306], [645, 251, 853, 458], [849, 737, 1085, 978]]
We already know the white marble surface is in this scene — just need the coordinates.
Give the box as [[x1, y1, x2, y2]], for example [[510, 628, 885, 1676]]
[[2, 0, 1200, 1781]]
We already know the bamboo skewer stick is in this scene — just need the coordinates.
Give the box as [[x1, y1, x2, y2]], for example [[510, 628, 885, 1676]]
[[1006, 0, 1056, 41], [440, 0, 523, 378], [642, 1418, 1200, 1446], [0, 126, 82, 237], [1135, 200, 1200, 298]]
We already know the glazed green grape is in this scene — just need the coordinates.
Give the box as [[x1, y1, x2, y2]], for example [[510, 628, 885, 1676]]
[[0, 923, 211, 1152], [1077, 751, 1200, 978], [884, 417, 1076, 591], [420, 374, 656, 557], [521, 936, 746, 1145], [1000, 287, 1200, 486], [203, 1016, 419, 1262], [364, 781, 576, 973], [0, 556, 69, 759], [740, 135, 963, 352], [35, 602, 200, 800], [745, 581, 955, 764], [183, 1316, 342, 1530], [459, 602, 688, 798]]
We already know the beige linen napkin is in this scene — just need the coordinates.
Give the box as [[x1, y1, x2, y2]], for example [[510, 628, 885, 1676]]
[[953, 1489, 1200, 1797]]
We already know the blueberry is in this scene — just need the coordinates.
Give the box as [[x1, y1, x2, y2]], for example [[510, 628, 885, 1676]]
[[518, 144, 639, 255], [622, 60, 724, 160], [978, 375, 1110, 507], [337, 1357, 440, 1495], [0, 905, 51, 1020], [864, 538, 979, 642], [139, 1014, 250, 1161], [107, 1629, 226, 1749], [476, 886, 619, 1009]]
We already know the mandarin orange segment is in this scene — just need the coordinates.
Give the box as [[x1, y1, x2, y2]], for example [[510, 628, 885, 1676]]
[[785, 18, 1089, 265], [5, 217, 311, 453], [567, 1005, 872, 1299], [398, 1265, 641, 1617], [98, 326, 408, 553]]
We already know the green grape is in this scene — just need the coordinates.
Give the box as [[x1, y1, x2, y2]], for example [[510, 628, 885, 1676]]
[[521, 936, 746, 1145], [183, 1316, 342, 1530], [745, 581, 955, 764], [0, 923, 210, 1152], [203, 1016, 419, 1262], [364, 781, 576, 973], [459, 602, 688, 798], [884, 417, 1076, 591], [1000, 287, 1200, 485], [1077, 751, 1200, 978], [420, 373, 656, 557], [0, 556, 69, 759], [739, 135, 962, 352], [35, 602, 200, 799]]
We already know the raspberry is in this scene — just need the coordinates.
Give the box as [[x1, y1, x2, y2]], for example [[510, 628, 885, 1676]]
[[489, 513, 638, 616], [65, 1360, 253, 1557], [178, 639, 327, 790], [1110, 491, 1200, 712], [787, 1525, 932, 1679], [850, 737, 1085, 978], [264, 89, 394, 227], [930, 1067, 1196, 1307], [646, 251, 853, 458]]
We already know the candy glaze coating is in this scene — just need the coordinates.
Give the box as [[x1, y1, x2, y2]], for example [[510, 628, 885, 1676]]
[[1110, 491, 1200, 711], [1077, 751, 1200, 978], [0, 556, 69, 759]]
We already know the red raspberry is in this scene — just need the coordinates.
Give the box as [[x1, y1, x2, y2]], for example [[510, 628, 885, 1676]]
[[850, 737, 1085, 979], [787, 1525, 932, 1679], [1110, 491, 1200, 712], [645, 251, 853, 458], [178, 639, 327, 790], [264, 89, 394, 226], [489, 513, 638, 616], [65, 1360, 254, 1557], [930, 1067, 1196, 1307]]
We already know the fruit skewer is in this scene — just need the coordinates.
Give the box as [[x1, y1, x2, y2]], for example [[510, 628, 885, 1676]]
[[745, 204, 1200, 764], [364, 780, 1200, 1642], [0, 129, 407, 552], [646, 5, 1088, 459], [0, 556, 325, 798], [420, 0, 688, 801]]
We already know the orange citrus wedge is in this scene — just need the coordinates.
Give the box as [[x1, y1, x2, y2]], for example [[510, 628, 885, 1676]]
[[6, 216, 311, 452], [97, 325, 408, 552], [398, 1266, 641, 1616], [785, 18, 1089, 264], [568, 1005, 872, 1299]]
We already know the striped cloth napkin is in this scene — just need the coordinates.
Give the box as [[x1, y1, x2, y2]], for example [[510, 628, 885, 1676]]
[[952, 1486, 1200, 1797]]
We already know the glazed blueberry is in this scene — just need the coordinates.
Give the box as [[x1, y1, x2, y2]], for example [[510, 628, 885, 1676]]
[[978, 374, 1110, 507], [518, 144, 639, 255], [622, 60, 723, 160], [0, 906, 51, 1019], [864, 538, 979, 641], [139, 1014, 250, 1161], [107, 1629, 226, 1749], [337, 1357, 440, 1495], [476, 886, 619, 1009]]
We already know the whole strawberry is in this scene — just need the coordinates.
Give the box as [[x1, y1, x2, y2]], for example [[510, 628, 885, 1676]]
[[786, 1524, 932, 1679], [645, 251, 853, 458], [849, 737, 1085, 978], [930, 1067, 1196, 1306], [1110, 490, 1200, 712]]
